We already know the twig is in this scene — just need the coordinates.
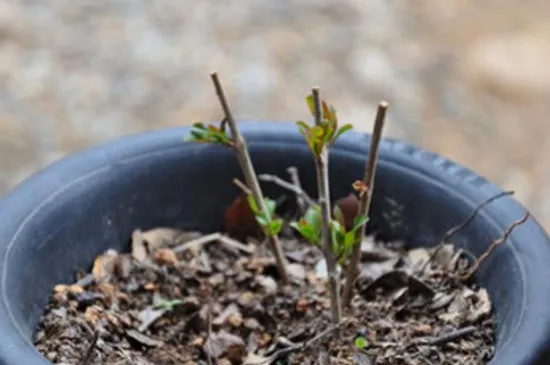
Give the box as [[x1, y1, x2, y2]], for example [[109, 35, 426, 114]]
[[173, 232, 254, 255], [245, 321, 348, 365], [453, 212, 530, 281], [173, 233, 222, 253], [233, 178, 253, 196], [218, 234, 255, 255], [418, 190, 515, 275], [205, 302, 214, 365], [312, 87, 342, 326], [258, 173, 316, 209], [287, 166, 309, 215], [408, 325, 477, 347], [342, 101, 388, 307], [78, 330, 99, 365], [210, 72, 289, 283]]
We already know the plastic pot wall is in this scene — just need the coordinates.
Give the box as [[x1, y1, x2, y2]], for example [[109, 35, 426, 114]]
[[0, 122, 549, 365]]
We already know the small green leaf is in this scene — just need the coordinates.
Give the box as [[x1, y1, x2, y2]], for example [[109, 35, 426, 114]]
[[344, 231, 357, 252], [188, 130, 206, 140], [290, 220, 320, 244], [330, 219, 345, 254], [305, 94, 315, 116], [207, 125, 221, 133], [256, 214, 269, 227], [352, 214, 369, 231], [267, 219, 283, 236], [154, 298, 184, 311], [304, 205, 322, 235], [321, 101, 332, 123], [192, 122, 206, 129], [332, 205, 346, 230], [296, 120, 311, 132], [354, 336, 368, 350], [332, 124, 354, 144], [311, 125, 324, 138], [247, 195, 259, 214], [264, 198, 277, 218]]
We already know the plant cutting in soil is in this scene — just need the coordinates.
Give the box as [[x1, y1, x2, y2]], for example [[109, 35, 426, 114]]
[[34, 74, 530, 365]]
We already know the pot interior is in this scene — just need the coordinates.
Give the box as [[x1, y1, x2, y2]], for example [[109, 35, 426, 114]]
[[1, 128, 525, 362]]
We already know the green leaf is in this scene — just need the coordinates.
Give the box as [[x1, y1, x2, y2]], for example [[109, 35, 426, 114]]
[[305, 94, 315, 116], [247, 195, 259, 214], [191, 122, 206, 129], [188, 130, 206, 141], [264, 198, 277, 218], [332, 124, 354, 144], [267, 219, 283, 236], [311, 125, 324, 138], [330, 219, 345, 254], [256, 214, 269, 227], [321, 124, 335, 146], [304, 205, 322, 234], [296, 120, 311, 133], [354, 336, 368, 350], [154, 298, 184, 311], [290, 220, 320, 244], [344, 231, 357, 253], [207, 125, 221, 133], [332, 204, 346, 230], [321, 101, 332, 123], [352, 214, 369, 231]]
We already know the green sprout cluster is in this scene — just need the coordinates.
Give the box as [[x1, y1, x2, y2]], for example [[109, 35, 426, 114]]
[[292, 94, 369, 265], [247, 195, 283, 237], [296, 95, 353, 155], [186, 122, 282, 239], [290, 204, 368, 265], [186, 122, 233, 147]]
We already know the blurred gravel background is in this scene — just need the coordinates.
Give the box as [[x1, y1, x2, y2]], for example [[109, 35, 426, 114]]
[[1, 0, 550, 227]]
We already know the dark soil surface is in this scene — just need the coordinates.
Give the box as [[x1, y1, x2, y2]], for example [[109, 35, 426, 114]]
[[35, 226, 494, 365]]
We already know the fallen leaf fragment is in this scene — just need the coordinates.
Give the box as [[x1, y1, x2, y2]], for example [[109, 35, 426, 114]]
[[54, 284, 84, 295], [213, 304, 242, 327], [154, 248, 178, 267], [92, 249, 119, 280], [467, 288, 492, 323], [204, 330, 246, 365], [132, 227, 194, 261], [126, 329, 164, 348], [91, 249, 131, 281], [138, 306, 166, 332], [287, 263, 306, 281]]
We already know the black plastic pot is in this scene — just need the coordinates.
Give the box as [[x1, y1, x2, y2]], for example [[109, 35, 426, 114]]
[[0, 121, 549, 365]]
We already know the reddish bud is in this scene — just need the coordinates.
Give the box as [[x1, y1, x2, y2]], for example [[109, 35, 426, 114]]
[[335, 193, 360, 231], [224, 195, 262, 241]]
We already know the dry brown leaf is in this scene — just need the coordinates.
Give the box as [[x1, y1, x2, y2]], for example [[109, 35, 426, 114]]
[[153, 248, 178, 267], [92, 249, 119, 280], [132, 227, 193, 262], [126, 329, 164, 348], [84, 306, 101, 324], [287, 263, 306, 281], [54, 284, 84, 295], [204, 330, 246, 365], [213, 304, 242, 327], [467, 288, 492, 323]]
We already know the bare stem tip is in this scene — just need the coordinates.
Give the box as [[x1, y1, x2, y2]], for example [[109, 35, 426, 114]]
[[379, 100, 389, 109]]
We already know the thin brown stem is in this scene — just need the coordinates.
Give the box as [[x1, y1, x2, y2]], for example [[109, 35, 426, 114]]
[[342, 101, 388, 308], [233, 178, 253, 195], [418, 190, 515, 275], [287, 166, 309, 215], [453, 212, 529, 281], [210, 72, 289, 283], [258, 173, 316, 209], [312, 87, 342, 326]]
